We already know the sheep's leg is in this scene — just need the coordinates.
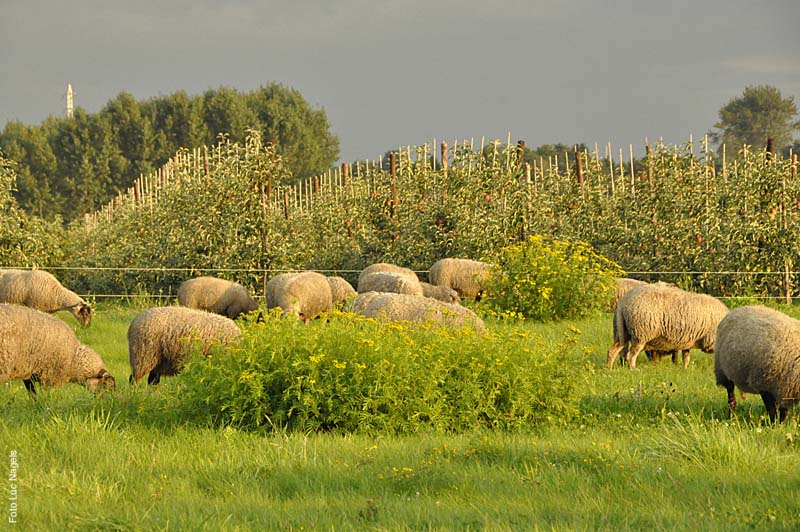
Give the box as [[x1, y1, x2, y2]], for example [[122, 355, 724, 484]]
[[760, 391, 778, 423], [606, 342, 625, 369], [682, 350, 691, 369], [724, 381, 736, 417], [147, 371, 161, 386], [779, 406, 788, 423], [647, 351, 660, 363], [626, 341, 647, 369], [23, 378, 37, 395]]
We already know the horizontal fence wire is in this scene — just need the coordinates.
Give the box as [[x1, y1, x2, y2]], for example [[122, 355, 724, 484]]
[[1, 267, 796, 301]]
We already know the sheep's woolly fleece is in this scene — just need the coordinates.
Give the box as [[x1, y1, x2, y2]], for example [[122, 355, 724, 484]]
[[266, 271, 333, 321], [177, 276, 259, 319], [0, 269, 93, 326], [715, 305, 800, 422], [128, 306, 242, 384], [606, 283, 728, 369], [428, 258, 492, 299], [347, 291, 484, 333], [357, 271, 424, 297], [0, 303, 113, 392]]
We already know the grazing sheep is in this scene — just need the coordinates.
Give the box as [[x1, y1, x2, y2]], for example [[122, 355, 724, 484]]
[[177, 276, 259, 319], [0, 269, 93, 326], [606, 283, 729, 369], [128, 306, 242, 385], [358, 263, 419, 284], [428, 258, 492, 300], [611, 278, 685, 364], [0, 304, 114, 394], [357, 271, 424, 297], [715, 305, 800, 423], [420, 282, 461, 304], [349, 291, 485, 333], [327, 276, 356, 308], [266, 271, 333, 322]]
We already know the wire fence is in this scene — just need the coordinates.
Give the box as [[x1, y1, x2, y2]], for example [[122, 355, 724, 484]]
[[2, 267, 796, 301]]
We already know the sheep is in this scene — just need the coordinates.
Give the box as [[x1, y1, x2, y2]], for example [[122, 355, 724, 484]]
[[715, 305, 800, 423], [358, 263, 419, 284], [348, 291, 485, 334], [0, 269, 93, 326], [0, 304, 114, 394], [357, 271, 424, 297], [606, 283, 729, 369], [420, 282, 461, 304], [611, 278, 684, 365], [177, 276, 259, 319], [128, 306, 242, 385], [428, 258, 492, 300], [326, 276, 356, 308], [266, 271, 333, 322]]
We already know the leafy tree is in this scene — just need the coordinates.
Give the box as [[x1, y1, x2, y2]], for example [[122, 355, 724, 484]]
[[246, 84, 339, 180], [709, 85, 799, 153]]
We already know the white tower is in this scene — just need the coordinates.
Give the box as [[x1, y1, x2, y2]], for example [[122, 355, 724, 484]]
[[66, 83, 74, 118]]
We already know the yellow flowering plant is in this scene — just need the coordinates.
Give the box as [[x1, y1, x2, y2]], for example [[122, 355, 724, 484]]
[[482, 235, 623, 321]]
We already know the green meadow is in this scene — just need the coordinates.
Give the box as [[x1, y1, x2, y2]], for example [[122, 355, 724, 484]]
[[2, 303, 799, 531]]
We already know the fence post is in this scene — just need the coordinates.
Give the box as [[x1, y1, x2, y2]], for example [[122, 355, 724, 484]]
[[517, 140, 526, 169], [390, 152, 399, 243], [574, 144, 584, 190], [441, 142, 448, 179]]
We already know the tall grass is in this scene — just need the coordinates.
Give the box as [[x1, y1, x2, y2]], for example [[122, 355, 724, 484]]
[[2, 304, 799, 530]]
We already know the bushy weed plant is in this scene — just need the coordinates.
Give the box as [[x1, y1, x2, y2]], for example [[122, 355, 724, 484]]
[[179, 312, 587, 434], [482, 235, 623, 321]]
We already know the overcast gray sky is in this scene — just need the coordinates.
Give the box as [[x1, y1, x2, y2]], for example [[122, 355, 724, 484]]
[[1, 0, 798, 162]]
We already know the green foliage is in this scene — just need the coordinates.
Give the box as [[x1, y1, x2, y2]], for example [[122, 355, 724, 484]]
[[179, 312, 586, 434], [710, 84, 799, 154], [0, 153, 64, 267], [482, 236, 623, 321], [0, 84, 339, 221], [62, 134, 800, 301]]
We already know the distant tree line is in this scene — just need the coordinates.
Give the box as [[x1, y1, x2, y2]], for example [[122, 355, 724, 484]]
[[0, 84, 339, 221]]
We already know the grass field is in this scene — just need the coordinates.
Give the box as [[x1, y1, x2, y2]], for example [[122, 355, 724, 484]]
[[2, 303, 800, 530]]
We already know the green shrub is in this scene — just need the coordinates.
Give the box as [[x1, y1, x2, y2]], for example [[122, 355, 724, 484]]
[[179, 312, 586, 434], [482, 235, 623, 322]]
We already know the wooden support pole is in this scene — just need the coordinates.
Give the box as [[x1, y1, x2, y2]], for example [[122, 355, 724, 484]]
[[517, 140, 526, 168], [441, 142, 448, 179], [574, 144, 584, 189], [390, 152, 399, 242]]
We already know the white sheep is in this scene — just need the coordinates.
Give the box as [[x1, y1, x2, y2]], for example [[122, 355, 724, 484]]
[[0, 304, 114, 393], [428, 258, 492, 300], [420, 282, 461, 304], [128, 306, 242, 385], [606, 283, 729, 369], [326, 276, 356, 308], [358, 263, 419, 285], [177, 276, 259, 319], [357, 271, 424, 297], [266, 271, 333, 322], [347, 291, 485, 333], [0, 269, 93, 326], [715, 305, 800, 423]]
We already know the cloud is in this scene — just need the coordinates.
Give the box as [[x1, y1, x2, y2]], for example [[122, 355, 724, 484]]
[[723, 55, 800, 74]]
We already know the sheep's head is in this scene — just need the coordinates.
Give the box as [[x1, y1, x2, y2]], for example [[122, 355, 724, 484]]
[[447, 289, 461, 304], [76, 346, 115, 392], [73, 302, 93, 327], [85, 369, 116, 392]]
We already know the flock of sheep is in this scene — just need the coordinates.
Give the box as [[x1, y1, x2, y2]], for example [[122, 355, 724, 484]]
[[0, 258, 489, 390], [608, 277, 800, 423], [1, 264, 799, 424]]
